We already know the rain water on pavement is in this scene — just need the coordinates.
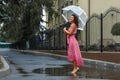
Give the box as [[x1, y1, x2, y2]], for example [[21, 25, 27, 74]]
[[0, 49, 120, 80]]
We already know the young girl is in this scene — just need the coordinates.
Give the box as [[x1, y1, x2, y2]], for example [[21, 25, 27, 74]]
[[63, 14, 84, 74]]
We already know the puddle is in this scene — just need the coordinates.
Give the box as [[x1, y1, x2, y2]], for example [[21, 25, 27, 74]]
[[32, 64, 120, 80], [32, 68, 43, 74], [16, 67, 29, 74]]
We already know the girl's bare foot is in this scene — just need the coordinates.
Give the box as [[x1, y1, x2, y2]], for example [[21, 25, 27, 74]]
[[71, 67, 79, 74]]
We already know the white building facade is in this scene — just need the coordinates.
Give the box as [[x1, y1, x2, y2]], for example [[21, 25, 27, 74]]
[[46, 0, 120, 50]]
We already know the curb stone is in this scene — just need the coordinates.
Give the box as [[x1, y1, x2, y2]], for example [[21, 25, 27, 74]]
[[84, 58, 120, 70], [0, 56, 10, 78]]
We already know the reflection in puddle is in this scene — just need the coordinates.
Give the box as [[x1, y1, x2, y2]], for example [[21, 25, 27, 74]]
[[72, 73, 79, 78], [32, 68, 43, 74], [17, 67, 28, 74], [32, 64, 71, 76], [68, 75, 80, 80], [32, 64, 120, 79]]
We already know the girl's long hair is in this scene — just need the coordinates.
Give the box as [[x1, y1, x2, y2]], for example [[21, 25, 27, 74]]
[[72, 14, 79, 27], [72, 14, 79, 40]]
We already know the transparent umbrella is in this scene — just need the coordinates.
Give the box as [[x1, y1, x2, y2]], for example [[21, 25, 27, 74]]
[[62, 5, 88, 30]]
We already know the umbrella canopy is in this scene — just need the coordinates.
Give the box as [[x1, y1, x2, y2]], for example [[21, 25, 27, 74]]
[[62, 5, 88, 30]]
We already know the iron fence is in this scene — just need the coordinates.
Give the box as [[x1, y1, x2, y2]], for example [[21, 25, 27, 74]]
[[86, 8, 120, 52], [12, 8, 120, 52]]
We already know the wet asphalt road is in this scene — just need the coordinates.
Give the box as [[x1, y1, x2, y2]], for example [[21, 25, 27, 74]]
[[0, 49, 119, 80]]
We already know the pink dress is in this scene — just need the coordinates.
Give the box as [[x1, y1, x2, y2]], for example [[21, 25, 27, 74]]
[[67, 24, 84, 67]]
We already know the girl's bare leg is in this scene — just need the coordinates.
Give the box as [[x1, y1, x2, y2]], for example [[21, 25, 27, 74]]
[[71, 62, 79, 74]]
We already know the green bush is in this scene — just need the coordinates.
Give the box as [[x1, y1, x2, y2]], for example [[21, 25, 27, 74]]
[[111, 23, 120, 35], [88, 44, 99, 51]]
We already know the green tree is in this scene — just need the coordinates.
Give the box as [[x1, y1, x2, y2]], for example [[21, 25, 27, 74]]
[[0, 0, 54, 42]]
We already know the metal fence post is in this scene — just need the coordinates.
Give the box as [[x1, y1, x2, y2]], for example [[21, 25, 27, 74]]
[[58, 27, 61, 49], [86, 23, 88, 52], [100, 13, 103, 52], [53, 29, 55, 49], [41, 28, 44, 49]]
